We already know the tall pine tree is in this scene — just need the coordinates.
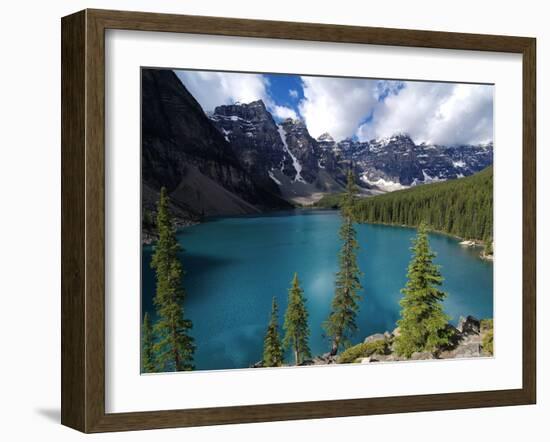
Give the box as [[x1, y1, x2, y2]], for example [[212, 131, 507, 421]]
[[324, 169, 363, 355], [394, 223, 452, 358], [141, 312, 156, 373], [151, 187, 195, 371], [262, 297, 284, 367], [283, 273, 311, 365]]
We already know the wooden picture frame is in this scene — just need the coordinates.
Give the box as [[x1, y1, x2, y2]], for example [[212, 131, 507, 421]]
[[61, 8, 536, 433]]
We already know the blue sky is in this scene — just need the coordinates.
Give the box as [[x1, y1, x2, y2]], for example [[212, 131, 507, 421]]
[[263, 73, 303, 117], [174, 69, 493, 146]]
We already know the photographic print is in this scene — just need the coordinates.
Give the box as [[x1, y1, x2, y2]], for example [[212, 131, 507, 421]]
[[141, 68, 494, 374]]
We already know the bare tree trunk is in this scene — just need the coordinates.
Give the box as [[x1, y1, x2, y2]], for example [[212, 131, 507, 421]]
[[294, 335, 300, 365], [330, 334, 340, 356], [172, 322, 180, 370]]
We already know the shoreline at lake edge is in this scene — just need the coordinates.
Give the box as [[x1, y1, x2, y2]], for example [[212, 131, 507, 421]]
[[252, 315, 493, 368]]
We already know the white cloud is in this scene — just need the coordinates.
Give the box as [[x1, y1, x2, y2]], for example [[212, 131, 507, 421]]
[[271, 105, 298, 120], [298, 76, 378, 141], [174, 70, 269, 111], [375, 80, 404, 100], [174, 70, 298, 122], [174, 70, 493, 146], [357, 82, 493, 145]]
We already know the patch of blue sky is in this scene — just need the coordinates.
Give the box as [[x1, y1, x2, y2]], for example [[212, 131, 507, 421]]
[[376, 80, 405, 101], [263, 73, 303, 115]]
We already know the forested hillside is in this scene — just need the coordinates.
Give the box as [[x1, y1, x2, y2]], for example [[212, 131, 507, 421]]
[[355, 166, 493, 240], [317, 167, 493, 241]]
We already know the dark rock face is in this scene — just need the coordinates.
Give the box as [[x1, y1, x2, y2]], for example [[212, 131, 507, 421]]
[[141, 69, 290, 219], [355, 135, 422, 186], [278, 118, 321, 183], [209, 100, 294, 191], [210, 107, 347, 200], [316, 133, 345, 178]]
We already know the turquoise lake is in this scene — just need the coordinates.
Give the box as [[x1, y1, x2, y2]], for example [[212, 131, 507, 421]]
[[142, 210, 493, 371]]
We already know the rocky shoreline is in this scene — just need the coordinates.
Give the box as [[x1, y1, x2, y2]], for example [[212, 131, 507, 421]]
[[252, 315, 493, 368], [459, 239, 494, 261]]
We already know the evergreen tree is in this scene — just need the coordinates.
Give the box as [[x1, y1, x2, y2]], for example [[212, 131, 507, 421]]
[[283, 273, 311, 365], [394, 223, 452, 358], [324, 169, 363, 355], [341, 168, 359, 217], [262, 297, 284, 367], [141, 312, 156, 373], [151, 187, 195, 371]]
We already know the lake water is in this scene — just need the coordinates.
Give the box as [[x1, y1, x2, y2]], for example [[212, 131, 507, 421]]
[[142, 210, 493, 371]]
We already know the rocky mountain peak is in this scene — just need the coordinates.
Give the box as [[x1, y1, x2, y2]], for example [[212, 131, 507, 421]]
[[209, 100, 301, 191], [354, 134, 493, 188], [277, 118, 320, 183], [280, 117, 307, 129], [141, 69, 291, 219], [317, 132, 335, 143], [371, 133, 414, 147], [247, 99, 267, 108], [212, 99, 273, 124]]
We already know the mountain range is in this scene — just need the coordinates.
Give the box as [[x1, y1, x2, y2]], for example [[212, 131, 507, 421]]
[[142, 69, 493, 220]]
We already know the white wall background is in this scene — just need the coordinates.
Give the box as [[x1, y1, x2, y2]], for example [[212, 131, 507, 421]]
[[0, 0, 546, 439]]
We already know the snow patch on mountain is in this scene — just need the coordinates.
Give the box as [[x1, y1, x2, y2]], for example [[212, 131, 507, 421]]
[[422, 169, 444, 183], [278, 125, 305, 183], [361, 174, 409, 192], [317, 132, 335, 143], [268, 170, 282, 185], [221, 128, 231, 142]]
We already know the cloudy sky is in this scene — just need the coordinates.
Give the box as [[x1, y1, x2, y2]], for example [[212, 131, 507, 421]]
[[174, 69, 493, 146]]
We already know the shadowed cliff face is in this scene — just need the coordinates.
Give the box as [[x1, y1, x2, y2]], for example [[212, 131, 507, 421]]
[[141, 69, 291, 218], [210, 100, 292, 192], [209, 107, 349, 203]]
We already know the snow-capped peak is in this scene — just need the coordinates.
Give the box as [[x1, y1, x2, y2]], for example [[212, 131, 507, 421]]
[[317, 132, 335, 143]]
